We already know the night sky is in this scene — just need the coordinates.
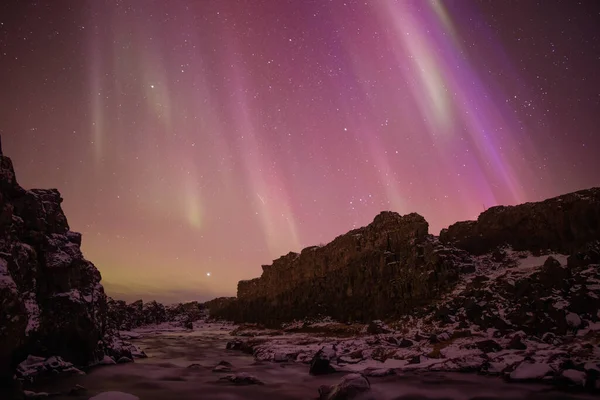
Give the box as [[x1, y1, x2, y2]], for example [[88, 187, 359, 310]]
[[1, 1, 599, 303]]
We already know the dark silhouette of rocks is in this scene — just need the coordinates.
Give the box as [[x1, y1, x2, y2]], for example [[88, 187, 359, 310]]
[[0, 135, 130, 397], [106, 298, 206, 330], [212, 212, 469, 325], [440, 188, 600, 254], [210, 188, 600, 335]]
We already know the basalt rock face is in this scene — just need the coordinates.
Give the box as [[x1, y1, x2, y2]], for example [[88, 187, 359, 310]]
[[0, 136, 119, 394], [213, 188, 600, 328], [440, 188, 600, 255], [215, 212, 471, 326]]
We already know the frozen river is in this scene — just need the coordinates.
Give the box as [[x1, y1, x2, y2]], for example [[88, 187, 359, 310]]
[[31, 323, 595, 400]]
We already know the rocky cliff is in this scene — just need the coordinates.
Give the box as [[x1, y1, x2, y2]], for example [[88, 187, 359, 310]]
[[212, 188, 600, 330], [0, 136, 129, 397], [214, 212, 472, 326], [440, 188, 600, 254]]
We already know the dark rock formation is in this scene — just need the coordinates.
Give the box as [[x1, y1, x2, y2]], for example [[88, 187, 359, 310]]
[[106, 298, 206, 330], [214, 212, 469, 325], [211, 186, 600, 335], [0, 135, 125, 397], [310, 346, 337, 375], [440, 188, 600, 255]]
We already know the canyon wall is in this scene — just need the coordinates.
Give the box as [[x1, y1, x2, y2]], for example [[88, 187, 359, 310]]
[[0, 136, 125, 396], [214, 212, 472, 326], [213, 188, 600, 327], [440, 188, 600, 254]]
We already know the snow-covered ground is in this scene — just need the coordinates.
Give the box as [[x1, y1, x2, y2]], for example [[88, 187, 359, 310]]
[[22, 320, 598, 400]]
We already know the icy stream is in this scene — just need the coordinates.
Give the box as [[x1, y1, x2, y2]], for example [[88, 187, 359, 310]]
[[30, 323, 595, 400]]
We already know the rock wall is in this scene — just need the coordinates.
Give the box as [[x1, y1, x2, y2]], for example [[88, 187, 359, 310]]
[[213, 188, 600, 327], [0, 136, 123, 395], [214, 212, 472, 326], [440, 188, 600, 254]]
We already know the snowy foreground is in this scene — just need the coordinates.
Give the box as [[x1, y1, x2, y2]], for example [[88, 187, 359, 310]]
[[19, 249, 600, 399], [20, 319, 598, 400]]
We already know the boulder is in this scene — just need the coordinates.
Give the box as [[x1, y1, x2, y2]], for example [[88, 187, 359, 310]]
[[507, 334, 527, 350], [310, 346, 336, 375], [366, 320, 392, 334], [218, 373, 264, 385], [509, 362, 554, 381], [318, 373, 371, 400], [475, 339, 502, 353]]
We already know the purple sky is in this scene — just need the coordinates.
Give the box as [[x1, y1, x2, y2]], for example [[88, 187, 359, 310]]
[[1, 0, 599, 302]]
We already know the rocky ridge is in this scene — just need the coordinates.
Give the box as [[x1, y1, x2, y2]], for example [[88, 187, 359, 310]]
[[211, 188, 600, 332], [224, 245, 600, 392], [211, 187, 600, 392], [0, 136, 136, 398], [106, 298, 207, 331], [213, 212, 470, 325]]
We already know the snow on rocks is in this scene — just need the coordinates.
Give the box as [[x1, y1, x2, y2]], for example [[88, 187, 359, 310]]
[[318, 373, 371, 400], [89, 392, 139, 400], [561, 369, 586, 386], [99, 355, 116, 365], [509, 361, 554, 381], [17, 355, 84, 381]]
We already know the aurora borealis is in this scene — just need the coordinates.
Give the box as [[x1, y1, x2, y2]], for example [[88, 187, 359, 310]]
[[1, 1, 599, 302]]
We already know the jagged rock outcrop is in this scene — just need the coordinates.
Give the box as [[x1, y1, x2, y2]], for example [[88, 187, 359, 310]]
[[214, 212, 471, 325], [212, 188, 600, 330], [440, 188, 600, 255], [0, 135, 126, 397], [107, 298, 206, 330]]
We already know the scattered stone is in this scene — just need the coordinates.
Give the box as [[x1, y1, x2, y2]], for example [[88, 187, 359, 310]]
[[310, 346, 337, 375], [219, 372, 264, 385], [68, 384, 86, 396], [475, 339, 502, 353], [362, 368, 395, 377], [541, 332, 560, 345], [273, 352, 288, 362], [437, 332, 451, 342], [408, 355, 425, 365], [212, 361, 233, 372], [561, 369, 586, 386], [398, 338, 413, 348], [116, 357, 133, 364], [187, 363, 203, 369], [507, 334, 527, 350], [366, 320, 392, 334], [509, 362, 554, 381], [89, 392, 139, 400], [99, 356, 116, 365], [566, 313, 582, 329], [318, 373, 370, 400]]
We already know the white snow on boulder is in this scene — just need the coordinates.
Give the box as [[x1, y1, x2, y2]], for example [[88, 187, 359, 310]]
[[562, 369, 586, 386], [89, 392, 139, 400], [509, 362, 553, 381]]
